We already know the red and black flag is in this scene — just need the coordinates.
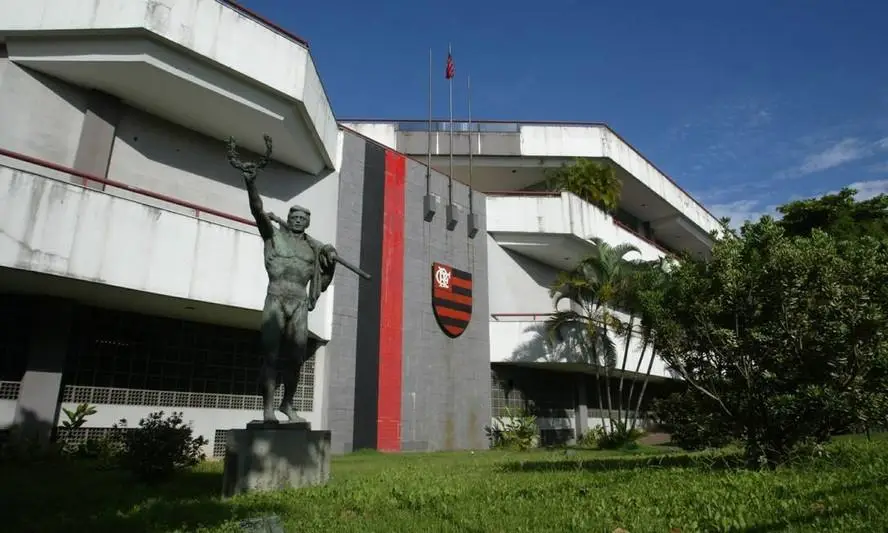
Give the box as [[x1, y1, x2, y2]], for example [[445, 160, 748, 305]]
[[431, 262, 472, 337], [445, 50, 455, 80]]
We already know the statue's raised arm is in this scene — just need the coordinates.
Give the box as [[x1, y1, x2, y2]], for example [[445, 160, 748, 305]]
[[227, 135, 274, 240]]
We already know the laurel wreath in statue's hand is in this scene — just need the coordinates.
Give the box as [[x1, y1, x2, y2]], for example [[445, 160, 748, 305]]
[[226, 134, 273, 183]]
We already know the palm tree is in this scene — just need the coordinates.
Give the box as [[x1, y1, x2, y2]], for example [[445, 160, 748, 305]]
[[545, 238, 642, 432], [613, 281, 641, 428], [545, 158, 623, 213], [625, 258, 672, 430]]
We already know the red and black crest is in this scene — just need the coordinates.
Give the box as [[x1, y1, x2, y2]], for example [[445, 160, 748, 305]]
[[431, 262, 473, 338]]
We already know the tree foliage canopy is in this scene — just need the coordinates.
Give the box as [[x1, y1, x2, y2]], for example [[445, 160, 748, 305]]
[[776, 187, 888, 240], [545, 158, 623, 213], [644, 216, 888, 465]]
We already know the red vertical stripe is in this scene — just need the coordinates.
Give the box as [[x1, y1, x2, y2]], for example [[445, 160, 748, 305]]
[[377, 150, 406, 451]]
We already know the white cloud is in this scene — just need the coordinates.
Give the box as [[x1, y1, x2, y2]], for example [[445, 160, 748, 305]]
[[777, 136, 888, 179], [711, 182, 888, 231], [782, 138, 868, 178], [708, 199, 780, 228]]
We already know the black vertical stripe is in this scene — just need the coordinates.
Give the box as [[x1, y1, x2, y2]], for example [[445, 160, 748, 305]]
[[352, 140, 385, 450]]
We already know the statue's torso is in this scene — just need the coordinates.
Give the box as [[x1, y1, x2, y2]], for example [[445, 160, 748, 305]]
[[265, 228, 315, 298]]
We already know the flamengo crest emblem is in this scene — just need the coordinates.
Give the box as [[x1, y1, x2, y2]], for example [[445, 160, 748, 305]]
[[432, 262, 473, 338]]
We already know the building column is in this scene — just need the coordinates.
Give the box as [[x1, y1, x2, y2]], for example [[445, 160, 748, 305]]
[[14, 298, 74, 444], [72, 90, 122, 190], [574, 374, 588, 441], [312, 339, 329, 431]]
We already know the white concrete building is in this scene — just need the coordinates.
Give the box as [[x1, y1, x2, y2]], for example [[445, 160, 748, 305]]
[[0, 0, 341, 450], [1, 0, 494, 456], [342, 119, 722, 439], [0, 0, 720, 452]]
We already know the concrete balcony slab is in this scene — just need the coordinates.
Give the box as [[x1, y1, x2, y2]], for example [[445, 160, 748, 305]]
[[0, 165, 333, 340], [0, 0, 337, 175], [487, 192, 665, 271]]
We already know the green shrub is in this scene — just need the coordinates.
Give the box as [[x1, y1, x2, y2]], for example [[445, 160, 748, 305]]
[[58, 403, 98, 457], [119, 411, 207, 483], [53, 404, 125, 468], [80, 426, 128, 470], [485, 407, 538, 450], [578, 422, 644, 450], [652, 392, 733, 451], [577, 426, 604, 448], [596, 420, 644, 450]]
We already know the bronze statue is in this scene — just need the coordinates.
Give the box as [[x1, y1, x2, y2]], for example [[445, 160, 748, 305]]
[[226, 135, 368, 425]]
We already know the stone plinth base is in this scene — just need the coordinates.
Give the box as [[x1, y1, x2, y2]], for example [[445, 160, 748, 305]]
[[222, 421, 331, 497]]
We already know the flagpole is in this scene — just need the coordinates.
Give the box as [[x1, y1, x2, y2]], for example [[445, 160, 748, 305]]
[[467, 73, 473, 215], [448, 43, 454, 207], [427, 48, 432, 195]]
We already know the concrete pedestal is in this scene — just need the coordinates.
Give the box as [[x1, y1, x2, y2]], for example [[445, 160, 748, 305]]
[[222, 421, 331, 497]]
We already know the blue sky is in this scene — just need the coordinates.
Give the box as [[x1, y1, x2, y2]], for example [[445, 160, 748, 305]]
[[243, 0, 888, 225]]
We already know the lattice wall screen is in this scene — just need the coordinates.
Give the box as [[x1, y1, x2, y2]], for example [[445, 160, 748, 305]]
[[63, 305, 314, 411], [0, 381, 20, 401], [56, 426, 135, 447], [213, 429, 230, 457]]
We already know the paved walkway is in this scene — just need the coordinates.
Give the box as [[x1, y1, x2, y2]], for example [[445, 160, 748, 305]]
[[638, 432, 672, 446]]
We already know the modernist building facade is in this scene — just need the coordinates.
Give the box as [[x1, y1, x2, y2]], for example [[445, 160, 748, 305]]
[[0, 0, 719, 454], [342, 120, 722, 441]]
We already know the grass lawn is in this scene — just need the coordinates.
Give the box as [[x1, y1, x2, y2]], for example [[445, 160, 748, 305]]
[[3, 437, 888, 533]]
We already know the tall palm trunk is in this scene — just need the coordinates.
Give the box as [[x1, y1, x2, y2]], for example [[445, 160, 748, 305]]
[[594, 366, 607, 430], [630, 346, 657, 431], [583, 335, 608, 431], [602, 325, 615, 431], [616, 315, 635, 427], [625, 337, 649, 428]]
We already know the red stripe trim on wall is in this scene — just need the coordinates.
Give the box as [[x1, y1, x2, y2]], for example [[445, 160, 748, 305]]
[[377, 150, 406, 451]]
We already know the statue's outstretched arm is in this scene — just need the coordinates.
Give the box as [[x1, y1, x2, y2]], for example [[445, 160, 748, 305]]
[[245, 179, 274, 240], [227, 135, 274, 240]]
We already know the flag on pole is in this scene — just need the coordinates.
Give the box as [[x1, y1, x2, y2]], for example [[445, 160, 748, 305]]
[[446, 44, 455, 213]]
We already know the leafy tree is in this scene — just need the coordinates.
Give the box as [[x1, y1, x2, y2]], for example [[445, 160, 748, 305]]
[[545, 158, 623, 213], [650, 391, 733, 450], [777, 187, 888, 240], [643, 217, 888, 466]]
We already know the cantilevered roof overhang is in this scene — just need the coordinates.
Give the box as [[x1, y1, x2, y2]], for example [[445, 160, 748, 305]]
[[343, 120, 723, 256], [0, 0, 338, 175]]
